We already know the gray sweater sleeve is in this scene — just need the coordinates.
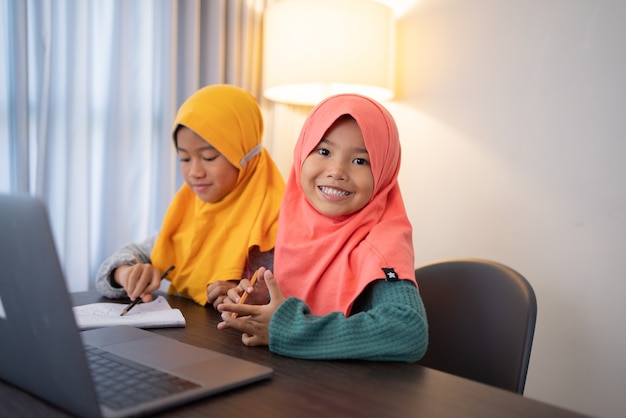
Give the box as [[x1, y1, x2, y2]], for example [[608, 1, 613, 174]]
[[94, 235, 157, 299]]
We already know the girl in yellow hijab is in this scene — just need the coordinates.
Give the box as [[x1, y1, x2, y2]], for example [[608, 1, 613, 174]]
[[95, 84, 285, 306]]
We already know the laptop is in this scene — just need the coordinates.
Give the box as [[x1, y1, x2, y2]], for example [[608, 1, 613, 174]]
[[0, 193, 272, 418]]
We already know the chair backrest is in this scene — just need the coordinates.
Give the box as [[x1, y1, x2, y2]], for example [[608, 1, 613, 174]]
[[415, 258, 537, 394]]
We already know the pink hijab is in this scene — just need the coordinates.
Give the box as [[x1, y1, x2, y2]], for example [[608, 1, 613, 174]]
[[274, 94, 416, 316]]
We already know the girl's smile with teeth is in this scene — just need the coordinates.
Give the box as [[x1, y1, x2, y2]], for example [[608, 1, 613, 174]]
[[318, 186, 351, 197]]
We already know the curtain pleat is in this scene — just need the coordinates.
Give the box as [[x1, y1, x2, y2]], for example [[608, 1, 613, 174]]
[[2, 0, 30, 192], [0, 0, 267, 291]]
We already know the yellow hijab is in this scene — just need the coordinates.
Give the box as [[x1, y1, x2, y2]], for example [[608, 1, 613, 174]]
[[151, 84, 285, 305]]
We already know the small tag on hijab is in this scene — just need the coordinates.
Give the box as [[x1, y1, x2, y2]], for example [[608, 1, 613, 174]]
[[382, 268, 399, 281]]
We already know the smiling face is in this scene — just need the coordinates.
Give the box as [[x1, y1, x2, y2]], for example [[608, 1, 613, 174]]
[[176, 126, 239, 203], [300, 116, 374, 217]]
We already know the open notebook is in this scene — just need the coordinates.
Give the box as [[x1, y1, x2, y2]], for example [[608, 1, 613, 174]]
[[73, 295, 186, 330], [0, 194, 272, 418]]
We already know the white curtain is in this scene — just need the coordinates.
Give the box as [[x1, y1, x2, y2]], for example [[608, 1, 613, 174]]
[[0, 0, 266, 291]]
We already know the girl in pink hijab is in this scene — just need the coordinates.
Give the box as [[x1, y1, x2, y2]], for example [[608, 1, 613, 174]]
[[218, 94, 428, 361]]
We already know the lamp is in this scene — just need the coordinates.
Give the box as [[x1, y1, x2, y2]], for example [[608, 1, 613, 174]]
[[262, 0, 395, 106]]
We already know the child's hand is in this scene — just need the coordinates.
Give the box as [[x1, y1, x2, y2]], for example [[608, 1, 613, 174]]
[[216, 269, 285, 346], [114, 264, 162, 303], [206, 280, 239, 309], [225, 267, 270, 306]]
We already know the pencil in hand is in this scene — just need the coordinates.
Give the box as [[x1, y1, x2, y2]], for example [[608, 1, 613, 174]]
[[232, 269, 259, 319], [120, 265, 175, 316]]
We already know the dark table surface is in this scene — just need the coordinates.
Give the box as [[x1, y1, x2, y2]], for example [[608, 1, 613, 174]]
[[0, 291, 587, 418]]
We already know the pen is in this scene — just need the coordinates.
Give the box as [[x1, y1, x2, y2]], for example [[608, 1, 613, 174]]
[[120, 265, 175, 316], [232, 269, 258, 319]]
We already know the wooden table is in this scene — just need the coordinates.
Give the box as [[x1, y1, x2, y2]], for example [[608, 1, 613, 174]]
[[0, 291, 587, 417]]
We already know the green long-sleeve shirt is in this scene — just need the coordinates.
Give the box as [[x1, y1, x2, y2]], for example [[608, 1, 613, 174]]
[[269, 279, 428, 362]]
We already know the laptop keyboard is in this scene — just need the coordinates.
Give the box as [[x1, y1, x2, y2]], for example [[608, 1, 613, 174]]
[[84, 344, 201, 410]]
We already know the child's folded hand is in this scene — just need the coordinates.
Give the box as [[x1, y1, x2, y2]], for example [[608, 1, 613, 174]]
[[226, 267, 270, 306], [206, 280, 239, 309], [216, 269, 285, 346]]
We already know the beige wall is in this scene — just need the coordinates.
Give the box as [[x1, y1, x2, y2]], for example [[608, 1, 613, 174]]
[[394, 1, 626, 417]]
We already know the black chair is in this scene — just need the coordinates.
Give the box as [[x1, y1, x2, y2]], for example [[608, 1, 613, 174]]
[[415, 258, 537, 394]]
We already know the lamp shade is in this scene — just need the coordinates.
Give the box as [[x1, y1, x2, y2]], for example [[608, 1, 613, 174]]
[[263, 0, 395, 106]]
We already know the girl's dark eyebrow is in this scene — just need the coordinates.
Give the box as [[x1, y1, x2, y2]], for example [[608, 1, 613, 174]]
[[320, 138, 368, 154], [177, 144, 215, 152]]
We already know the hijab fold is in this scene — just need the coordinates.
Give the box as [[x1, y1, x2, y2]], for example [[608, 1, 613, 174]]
[[274, 94, 416, 316], [151, 84, 285, 305]]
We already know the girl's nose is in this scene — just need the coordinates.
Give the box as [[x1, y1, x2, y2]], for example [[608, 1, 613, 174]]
[[189, 159, 205, 178], [326, 160, 347, 181]]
